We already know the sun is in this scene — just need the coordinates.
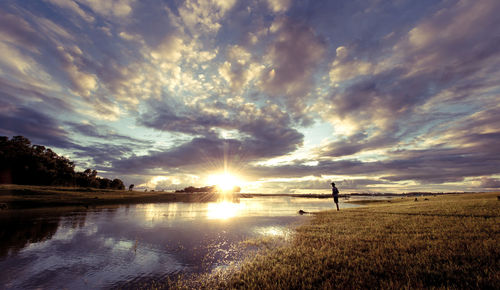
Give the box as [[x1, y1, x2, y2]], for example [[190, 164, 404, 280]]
[[207, 172, 242, 192]]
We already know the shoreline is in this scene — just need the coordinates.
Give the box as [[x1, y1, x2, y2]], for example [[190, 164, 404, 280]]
[[0, 184, 495, 210], [0, 184, 222, 210]]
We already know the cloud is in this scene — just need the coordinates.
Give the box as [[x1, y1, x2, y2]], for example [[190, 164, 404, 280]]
[[121, 101, 304, 174], [56, 45, 98, 96], [45, 0, 95, 22], [317, 131, 397, 157], [139, 97, 301, 139], [73, 143, 138, 169], [111, 130, 300, 176], [319, 0, 500, 158], [1, 0, 499, 192], [141, 174, 201, 191], [478, 177, 500, 189], [150, 34, 184, 62], [398, 0, 500, 74], [329, 45, 377, 83], [266, 0, 291, 13], [0, 106, 74, 148], [0, 78, 70, 113], [0, 9, 42, 51], [77, 0, 136, 18], [218, 45, 264, 92], [65, 120, 151, 144], [260, 18, 326, 100], [173, 0, 236, 37], [0, 41, 56, 92], [243, 136, 500, 184]]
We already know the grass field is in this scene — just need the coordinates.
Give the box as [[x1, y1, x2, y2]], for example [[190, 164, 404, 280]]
[[162, 192, 499, 289]]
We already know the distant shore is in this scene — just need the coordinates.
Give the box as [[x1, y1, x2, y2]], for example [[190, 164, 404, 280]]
[[240, 191, 480, 199], [0, 184, 493, 210], [0, 184, 222, 210]]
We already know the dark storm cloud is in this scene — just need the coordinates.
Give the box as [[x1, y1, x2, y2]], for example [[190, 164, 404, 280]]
[[0, 106, 74, 148]]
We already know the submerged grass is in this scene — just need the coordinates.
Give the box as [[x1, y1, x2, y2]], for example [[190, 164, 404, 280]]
[[159, 192, 499, 289]]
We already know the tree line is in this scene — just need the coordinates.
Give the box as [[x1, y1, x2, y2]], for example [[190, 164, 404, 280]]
[[175, 185, 241, 193], [175, 185, 217, 193], [0, 136, 125, 190]]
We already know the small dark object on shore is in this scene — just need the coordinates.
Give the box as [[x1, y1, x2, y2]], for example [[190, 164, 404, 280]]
[[414, 198, 418, 201], [298, 209, 309, 215], [387, 200, 391, 202], [497, 196, 500, 201], [424, 198, 429, 201]]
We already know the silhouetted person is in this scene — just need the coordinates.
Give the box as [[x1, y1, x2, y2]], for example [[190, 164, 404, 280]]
[[331, 182, 339, 211]]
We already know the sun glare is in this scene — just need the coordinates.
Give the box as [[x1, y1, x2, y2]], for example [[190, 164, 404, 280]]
[[207, 172, 242, 192], [207, 201, 243, 219]]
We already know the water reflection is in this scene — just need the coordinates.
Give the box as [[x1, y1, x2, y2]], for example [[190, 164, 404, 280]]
[[207, 201, 245, 220], [0, 196, 356, 289], [0, 208, 89, 257], [253, 226, 292, 239]]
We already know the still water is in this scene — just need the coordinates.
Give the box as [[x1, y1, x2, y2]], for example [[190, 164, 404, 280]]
[[0, 196, 356, 289]]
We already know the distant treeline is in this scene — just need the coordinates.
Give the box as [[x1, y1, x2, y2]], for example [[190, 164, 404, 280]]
[[0, 136, 125, 190], [175, 185, 217, 193], [175, 185, 241, 193]]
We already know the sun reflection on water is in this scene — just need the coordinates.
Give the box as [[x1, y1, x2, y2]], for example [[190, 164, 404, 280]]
[[254, 226, 291, 238], [206, 201, 245, 220]]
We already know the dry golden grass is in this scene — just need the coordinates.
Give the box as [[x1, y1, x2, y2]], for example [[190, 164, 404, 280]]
[[159, 192, 499, 289]]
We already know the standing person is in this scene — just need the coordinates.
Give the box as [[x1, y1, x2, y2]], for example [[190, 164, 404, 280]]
[[331, 182, 340, 211]]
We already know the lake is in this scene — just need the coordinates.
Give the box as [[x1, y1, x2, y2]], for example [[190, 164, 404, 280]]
[[0, 196, 357, 289]]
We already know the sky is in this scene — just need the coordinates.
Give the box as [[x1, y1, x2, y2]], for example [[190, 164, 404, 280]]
[[1, 0, 499, 193]]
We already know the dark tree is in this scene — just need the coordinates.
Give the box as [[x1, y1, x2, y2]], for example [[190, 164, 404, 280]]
[[0, 136, 126, 189], [129, 184, 134, 191], [110, 179, 125, 190], [98, 178, 112, 189], [0, 136, 75, 186]]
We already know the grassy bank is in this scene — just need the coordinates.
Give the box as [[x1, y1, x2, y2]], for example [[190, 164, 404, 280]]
[[0, 184, 220, 209], [168, 192, 499, 289]]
